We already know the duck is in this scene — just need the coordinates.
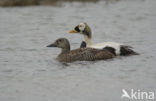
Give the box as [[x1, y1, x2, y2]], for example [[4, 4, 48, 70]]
[[69, 22, 139, 56], [46, 38, 115, 62]]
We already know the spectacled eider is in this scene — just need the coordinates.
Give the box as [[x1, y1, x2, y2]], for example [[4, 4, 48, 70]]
[[47, 38, 115, 62], [69, 22, 139, 56]]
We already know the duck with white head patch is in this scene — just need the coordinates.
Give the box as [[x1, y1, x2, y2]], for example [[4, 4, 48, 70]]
[[69, 22, 139, 56]]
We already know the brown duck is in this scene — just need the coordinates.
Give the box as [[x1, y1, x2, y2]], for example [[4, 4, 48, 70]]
[[47, 38, 115, 62]]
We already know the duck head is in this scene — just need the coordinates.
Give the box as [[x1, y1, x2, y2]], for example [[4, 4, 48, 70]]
[[47, 38, 70, 53], [69, 23, 92, 39]]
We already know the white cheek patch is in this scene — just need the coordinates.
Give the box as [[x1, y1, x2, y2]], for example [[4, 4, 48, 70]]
[[79, 23, 86, 32]]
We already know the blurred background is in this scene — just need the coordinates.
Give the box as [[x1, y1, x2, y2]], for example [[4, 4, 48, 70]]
[[0, 0, 100, 6], [0, 0, 156, 101]]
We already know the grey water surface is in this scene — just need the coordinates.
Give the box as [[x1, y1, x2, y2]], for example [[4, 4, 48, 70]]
[[0, 0, 156, 101]]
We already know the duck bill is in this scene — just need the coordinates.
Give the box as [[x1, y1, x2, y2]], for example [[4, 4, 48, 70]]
[[46, 43, 56, 47], [69, 30, 78, 33]]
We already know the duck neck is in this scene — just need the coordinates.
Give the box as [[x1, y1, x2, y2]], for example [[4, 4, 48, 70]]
[[61, 47, 70, 54], [84, 35, 92, 47]]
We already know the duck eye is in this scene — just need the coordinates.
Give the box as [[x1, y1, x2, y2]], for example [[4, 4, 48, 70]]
[[56, 40, 61, 43], [59, 39, 62, 42]]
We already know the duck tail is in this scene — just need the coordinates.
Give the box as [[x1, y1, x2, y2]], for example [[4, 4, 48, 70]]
[[120, 45, 139, 56]]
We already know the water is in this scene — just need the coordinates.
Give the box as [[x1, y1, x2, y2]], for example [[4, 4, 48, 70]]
[[0, 0, 156, 101]]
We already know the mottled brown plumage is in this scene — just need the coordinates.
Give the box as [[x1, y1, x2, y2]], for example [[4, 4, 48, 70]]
[[47, 38, 115, 62]]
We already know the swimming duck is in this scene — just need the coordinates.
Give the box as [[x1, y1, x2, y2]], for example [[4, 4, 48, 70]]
[[47, 38, 115, 62], [69, 22, 139, 56]]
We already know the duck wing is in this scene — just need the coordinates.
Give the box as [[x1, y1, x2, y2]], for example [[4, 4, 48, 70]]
[[68, 48, 114, 61]]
